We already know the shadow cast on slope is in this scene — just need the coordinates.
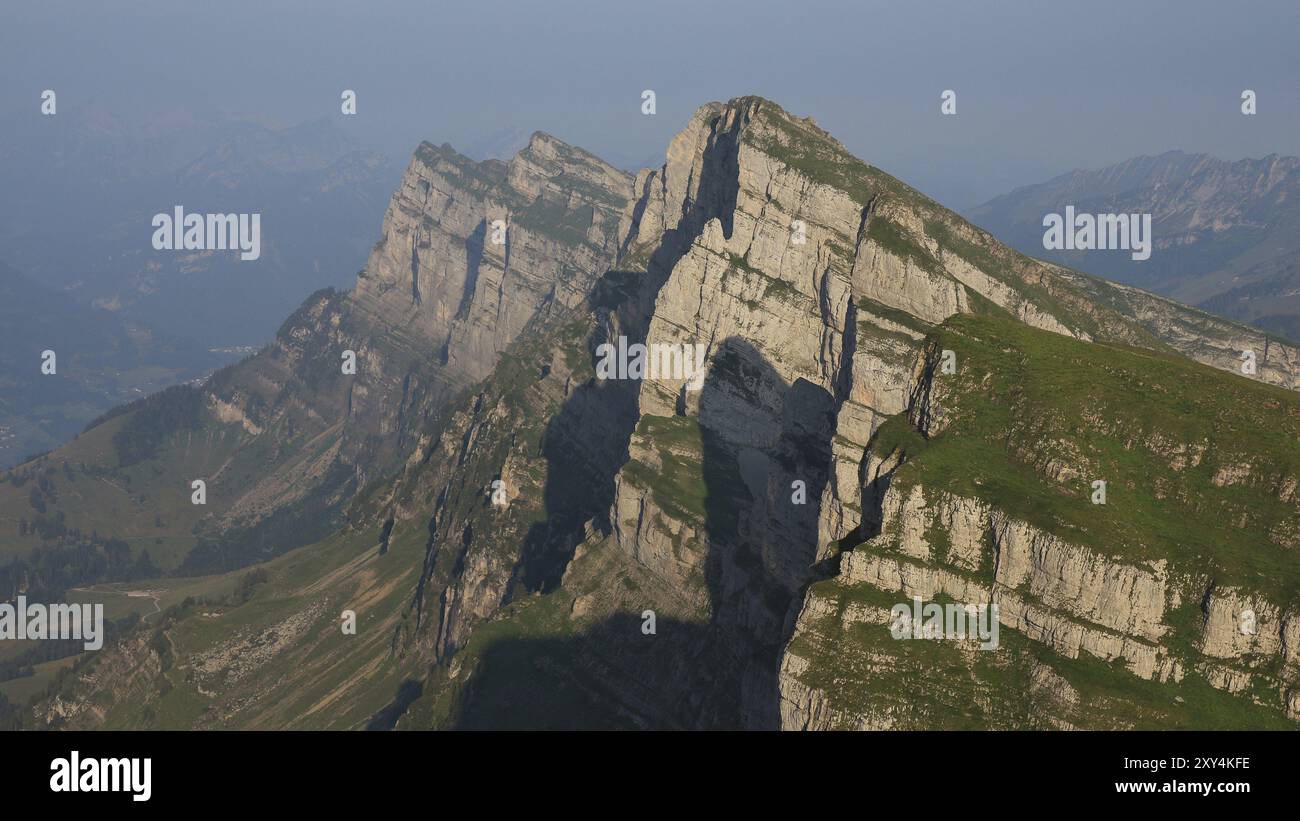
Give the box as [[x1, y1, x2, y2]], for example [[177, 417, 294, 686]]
[[511, 125, 744, 595], [452, 337, 836, 729]]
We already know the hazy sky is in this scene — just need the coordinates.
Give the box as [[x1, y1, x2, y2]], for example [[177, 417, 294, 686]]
[[4, 0, 1299, 207]]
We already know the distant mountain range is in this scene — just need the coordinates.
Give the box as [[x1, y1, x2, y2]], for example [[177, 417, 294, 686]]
[[968, 151, 1300, 341]]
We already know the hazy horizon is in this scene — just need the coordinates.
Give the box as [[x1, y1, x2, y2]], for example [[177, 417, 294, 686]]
[[5, 0, 1299, 209]]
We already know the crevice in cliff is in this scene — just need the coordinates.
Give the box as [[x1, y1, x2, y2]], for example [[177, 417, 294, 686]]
[[617, 174, 653, 261], [406, 100, 768, 716], [496, 220, 512, 330], [411, 487, 447, 632], [456, 219, 486, 321], [506, 106, 751, 596], [832, 284, 858, 411], [827, 332, 930, 555], [409, 236, 422, 305], [849, 196, 879, 296], [907, 340, 943, 438]]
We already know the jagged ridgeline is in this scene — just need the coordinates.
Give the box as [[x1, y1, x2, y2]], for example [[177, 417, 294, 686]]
[[9, 97, 1300, 730], [0, 129, 631, 584]]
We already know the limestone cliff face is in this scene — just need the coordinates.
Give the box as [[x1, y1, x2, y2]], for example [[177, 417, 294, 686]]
[[779, 323, 1300, 730], [352, 135, 629, 407], [336, 132, 630, 468], [188, 135, 631, 558], [781, 480, 1300, 729], [610, 98, 1300, 588], [386, 97, 1300, 729], [616, 100, 867, 575], [835, 485, 1180, 673], [38, 98, 1300, 731]]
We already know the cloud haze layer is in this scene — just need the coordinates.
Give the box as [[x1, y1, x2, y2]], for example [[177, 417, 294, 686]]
[[3, 0, 1298, 208]]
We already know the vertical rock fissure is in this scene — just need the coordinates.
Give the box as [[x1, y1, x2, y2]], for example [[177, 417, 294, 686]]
[[410, 235, 422, 305], [456, 219, 486, 321]]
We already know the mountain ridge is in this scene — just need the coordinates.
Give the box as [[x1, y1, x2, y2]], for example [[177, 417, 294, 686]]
[[8, 96, 1300, 730]]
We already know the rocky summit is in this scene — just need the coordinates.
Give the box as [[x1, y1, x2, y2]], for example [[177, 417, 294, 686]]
[[6, 97, 1299, 731]]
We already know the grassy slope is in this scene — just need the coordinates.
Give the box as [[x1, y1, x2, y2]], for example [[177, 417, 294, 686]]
[[14, 517, 428, 729], [26, 305, 609, 728], [0, 406, 251, 571], [792, 313, 1300, 728], [881, 313, 1300, 599]]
